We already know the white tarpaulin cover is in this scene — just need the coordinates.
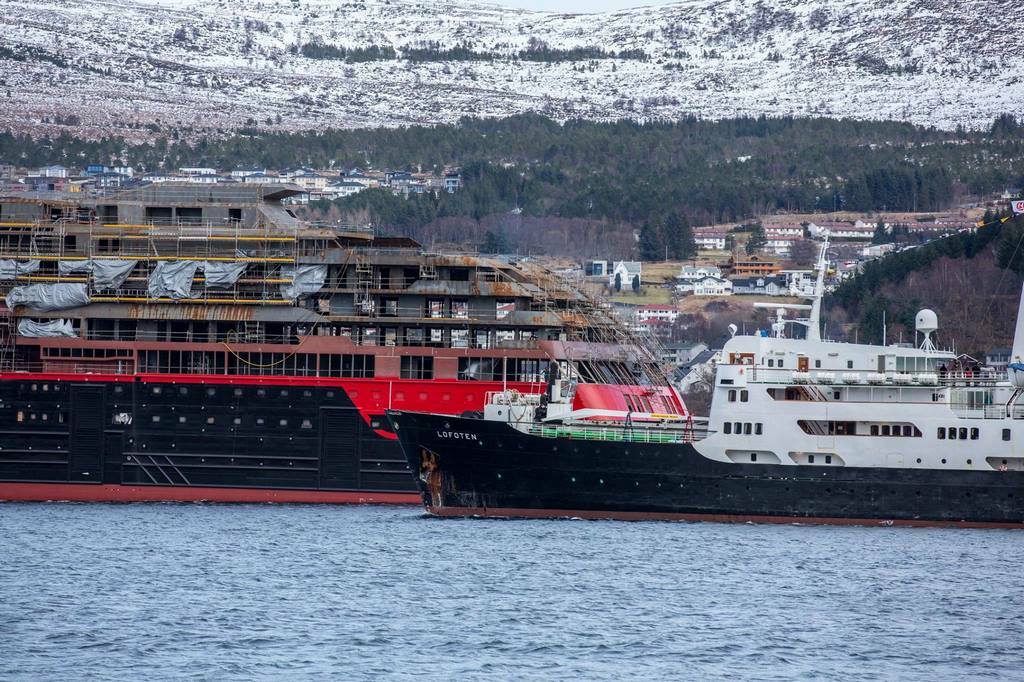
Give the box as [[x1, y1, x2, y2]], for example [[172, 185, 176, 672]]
[[93, 260, 138, 289], [148, 261, 199, 299], [58, 259, 138, 289], [0, 260, 41, 280], [280, 264, 327, 299], [58, 260, 92, 275], [6, 283, 90, 311], [17, 318, 76, 338], [202, 261, 248, 288]]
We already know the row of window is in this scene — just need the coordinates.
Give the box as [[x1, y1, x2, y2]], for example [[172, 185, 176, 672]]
[[726, 389, 749, 402], [870, 424, 920, 437], [149, 414, 315, 429], [723, 422, 763, 435], [938, 427, 980, 441]]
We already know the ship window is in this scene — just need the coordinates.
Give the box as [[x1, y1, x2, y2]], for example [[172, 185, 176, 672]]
[[767, 359, 774, 367], [967, 459, 973, 465], [750, 453, 757, 462], [871, 425, 879, 436], [808, 454, 815, 464], [280, 389, 288, 397], [847, 360, 853, 369], [970, 428, 979, 440], [723, 422, 732, 434], [902, 425, 912, 437], [301, 419, 313, 429], [744, 423, 752, 435], [257, 389, 266, 397], [959, 427, 968, 440], [280, 419, 288, 427], [256, 417, 265, 425], [234, 388, 243, 396], [740, 390, 749, 402], [881, 425, 891, 436], [207, 417, 215, 424], [755, 423, 763, 435], [815, 360, 821, 368], [152, 386, 162, 395], [825, 455, 832, 464], [233, 417, 241, 425], [728, 389, 736, 402], [778, 359, 784, 368], [178, 416, 186, 423], [207, 388, 216, 396], [151, 415, 160, 423], [400, 356, 434, 380], [1003, 429, 1011, 441], [179, 386, 188, 396]]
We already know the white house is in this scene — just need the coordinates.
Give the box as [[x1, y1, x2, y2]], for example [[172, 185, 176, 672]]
[[693, 228, 729, 251], [635, 305, 679, 325], [178, 167, 217, 177], [692, 276, 733, 296], [765, 236, 799, 256], [677, 264, 722, 282], [34, 165, 69, 178], [314, 180, 366, 200], [609, 261, 642, 291], [231, 165, 266, 179]]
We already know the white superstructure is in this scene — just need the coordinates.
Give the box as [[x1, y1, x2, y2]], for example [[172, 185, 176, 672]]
[[700, 240, 1024, 472]]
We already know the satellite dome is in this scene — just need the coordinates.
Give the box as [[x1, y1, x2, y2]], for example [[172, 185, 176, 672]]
[[915, 309, 938, 334]]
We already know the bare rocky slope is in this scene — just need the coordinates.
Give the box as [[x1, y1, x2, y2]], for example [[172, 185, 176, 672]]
[[1, 0, 1022, 140]]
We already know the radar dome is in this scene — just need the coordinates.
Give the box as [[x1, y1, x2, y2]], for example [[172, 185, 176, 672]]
[[915, 309, 938, 334]]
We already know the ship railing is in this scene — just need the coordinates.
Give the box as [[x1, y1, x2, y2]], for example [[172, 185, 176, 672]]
[[521, 422, 692, 445], [949, 405, 1005, 420], [745, 367, 1003, 387]]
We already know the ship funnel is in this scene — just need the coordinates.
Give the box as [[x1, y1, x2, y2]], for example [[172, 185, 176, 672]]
[[915, 309, 938, 351], [1011, 283, 1024, 387]]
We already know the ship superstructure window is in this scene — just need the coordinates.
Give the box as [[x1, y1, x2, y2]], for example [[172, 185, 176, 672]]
[[318, 354, 375, 378], [728, 389, 737, 402], [401, 356, 434, 379], [740, 390, 749, 402], [382, 298, 399, 317], [800, 421, 921, 437], [815, 360, 821, 368], [452, 300, 469, 319], [895, 356, 937, 373], [496, 300, 515, 320], [451, 329, 469, 348], [427, 299, 445, 318], [1004, 429, 1012, 441], [938, 427, 945, 439], [723, 422, 731, 434]]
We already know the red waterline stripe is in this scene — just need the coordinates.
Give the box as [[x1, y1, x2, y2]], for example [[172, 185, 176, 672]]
[[0, 482, 419, 505], [427, 505, 1024, 529]]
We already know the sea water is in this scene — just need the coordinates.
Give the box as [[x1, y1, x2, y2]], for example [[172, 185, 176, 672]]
[[1, 504, 1022, 680]]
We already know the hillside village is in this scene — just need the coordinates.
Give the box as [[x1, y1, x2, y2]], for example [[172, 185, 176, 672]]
[[0, 162, 463, 204]]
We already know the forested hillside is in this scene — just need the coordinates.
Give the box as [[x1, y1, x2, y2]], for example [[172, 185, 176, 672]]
[[828, 210, 1024, 356], [3, 115, 1023, 256]]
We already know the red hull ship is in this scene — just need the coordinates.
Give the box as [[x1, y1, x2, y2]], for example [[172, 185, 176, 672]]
[[0, 183, 680, 503]]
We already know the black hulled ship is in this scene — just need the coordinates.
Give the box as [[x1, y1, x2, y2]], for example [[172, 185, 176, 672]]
[[389, 242, 1024, 527]]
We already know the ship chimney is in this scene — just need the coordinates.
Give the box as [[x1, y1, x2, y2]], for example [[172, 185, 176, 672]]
[[1011, 283, 1024, 387]]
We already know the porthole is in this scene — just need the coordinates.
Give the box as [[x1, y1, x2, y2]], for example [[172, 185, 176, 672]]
[[967, 459, 972, 465], [941, 458, 947, 464], [234, 388, 243, 397], [916, 458, 921, 464], [207, 388, 216, 397]]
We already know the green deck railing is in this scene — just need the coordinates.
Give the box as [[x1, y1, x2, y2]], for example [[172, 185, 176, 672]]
[[524, 423, 690, 444]]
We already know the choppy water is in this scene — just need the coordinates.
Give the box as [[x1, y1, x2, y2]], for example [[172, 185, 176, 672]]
[[1, 504, 1022, 681]]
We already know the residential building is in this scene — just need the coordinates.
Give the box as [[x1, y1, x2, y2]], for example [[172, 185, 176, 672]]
[[986, 348, 1011, 372], [635, 305, 679, 325], [806, 221, 874, 240], [33, 165, 70, 178], [693, 227, 729, 251], [660, 341, 709, 366], [586, 260, 609, 278], [178, 167, 217, 177], [726, 255, 783, 277], [444, 172, 463, 193], [231, 165, 267, 179], [677, 264, 722, 282], [692, 276, 733, 296], [730, 275, 786, 296], [0, 164, 16, 180]]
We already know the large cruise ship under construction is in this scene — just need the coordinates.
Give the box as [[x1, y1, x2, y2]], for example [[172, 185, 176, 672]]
[[0, 183, 680, 503]]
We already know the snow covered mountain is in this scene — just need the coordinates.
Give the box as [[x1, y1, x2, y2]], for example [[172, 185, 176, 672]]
[[0, 0, 1021, 139]]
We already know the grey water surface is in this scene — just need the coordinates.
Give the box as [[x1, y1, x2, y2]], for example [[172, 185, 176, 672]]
[[1, 504, 1022, 681]]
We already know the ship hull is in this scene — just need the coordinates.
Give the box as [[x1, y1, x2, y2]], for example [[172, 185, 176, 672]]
[[0, 373, 519, 504], [388, 411, 1024, 528]]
